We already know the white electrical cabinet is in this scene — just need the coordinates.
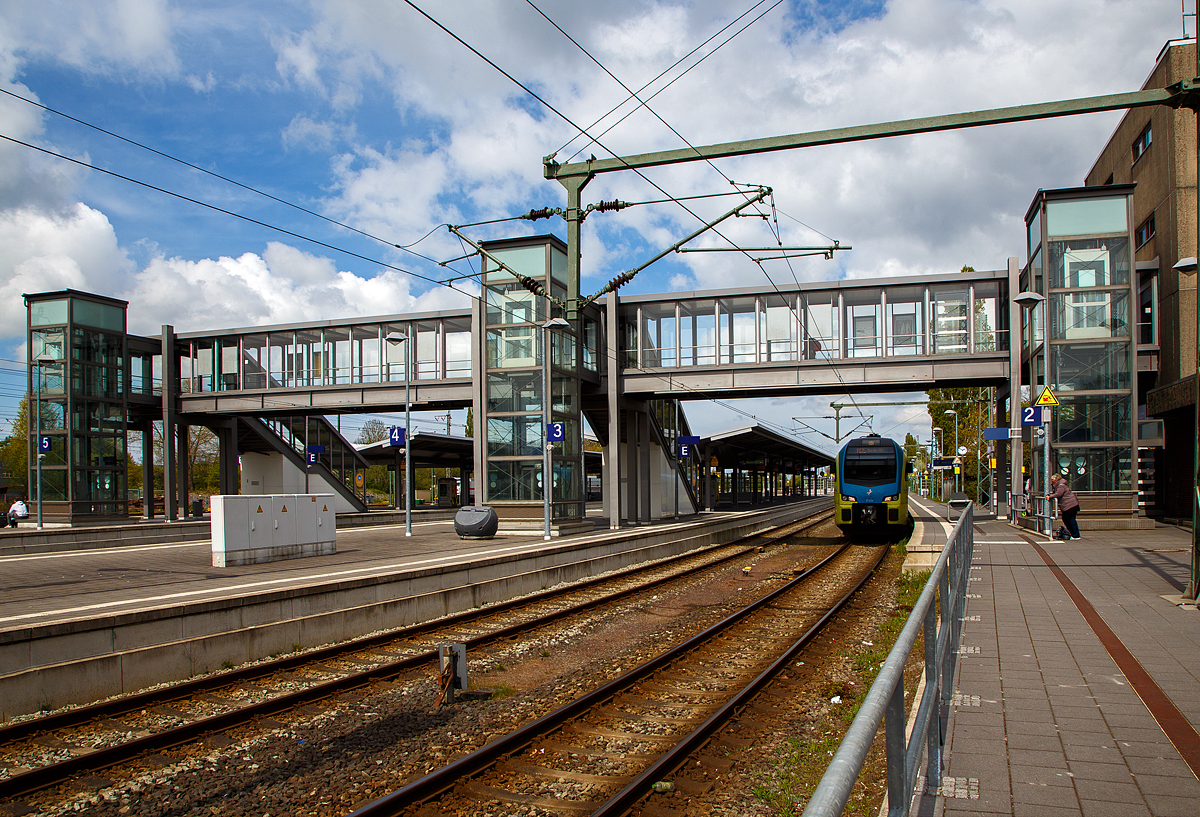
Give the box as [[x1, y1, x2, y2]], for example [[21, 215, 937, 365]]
[[211, 494, 336, 567]]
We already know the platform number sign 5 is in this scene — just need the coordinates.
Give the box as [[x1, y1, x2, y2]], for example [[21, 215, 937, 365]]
[[546, 422, 565, 442], [38, 436, 51, 452]]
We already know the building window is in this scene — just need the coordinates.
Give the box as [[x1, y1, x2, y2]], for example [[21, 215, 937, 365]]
[[1131, 122, 1152, 163], [1135, 213, 1155, 248]]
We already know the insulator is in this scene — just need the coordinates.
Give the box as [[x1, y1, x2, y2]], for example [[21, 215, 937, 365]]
[[522, 207, 556, 221], [519, 277, 544, 296], [595, 199, 626, 213]]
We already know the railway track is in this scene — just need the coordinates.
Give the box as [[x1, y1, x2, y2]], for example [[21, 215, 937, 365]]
[[0, 506, 833, 803], [347, 540, 887, 817]]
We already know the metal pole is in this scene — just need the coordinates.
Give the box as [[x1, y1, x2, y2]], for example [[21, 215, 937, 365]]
[[1191, 38, 1200, 601], [673, 401, 680, 521], [35, 360, 43, 529], [1042, 300, 1052, 537], [405, 337, 412, 538], [543, 323, 552, 541]]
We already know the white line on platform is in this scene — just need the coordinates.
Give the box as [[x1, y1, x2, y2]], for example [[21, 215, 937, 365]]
[[0, 541, 208, 563], [0, 540, 555, 626]]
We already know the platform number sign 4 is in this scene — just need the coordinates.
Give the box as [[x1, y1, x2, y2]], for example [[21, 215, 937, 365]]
[[388, 427, 406, 447], [546, 422, 565, 442]]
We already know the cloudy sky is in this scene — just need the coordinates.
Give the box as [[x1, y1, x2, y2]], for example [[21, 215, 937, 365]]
[[0, 0, 1185, 453]]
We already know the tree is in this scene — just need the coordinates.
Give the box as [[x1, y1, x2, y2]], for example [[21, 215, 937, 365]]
[[357, 419, 388, 444], [0, 398, 29, 495], [464, 407, 474, 439]]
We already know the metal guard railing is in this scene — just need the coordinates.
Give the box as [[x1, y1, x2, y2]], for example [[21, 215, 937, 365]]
[[802, 502, 975, 817]]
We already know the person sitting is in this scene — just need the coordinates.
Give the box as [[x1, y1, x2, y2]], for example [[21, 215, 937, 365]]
[[7, 498, 29, 528]]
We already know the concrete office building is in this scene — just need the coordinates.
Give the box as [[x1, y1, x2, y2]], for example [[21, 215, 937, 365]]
[[1085, 38, 1196, 520]]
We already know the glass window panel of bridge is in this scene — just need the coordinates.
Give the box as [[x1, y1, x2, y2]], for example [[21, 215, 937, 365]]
[[550, 325, 576, 372], [38, 399, 67, 431], [1049, 290, 1130, 341], [415, 321, 440, 379], [216, 338, 240, 391], [351, 325, 381, 383], [242, 334, 268, 389], [322, 328, 351, 385], [803, 293, 838, 360], [1050, 343, 1130, 392], [1053, 393, 1131, 444], [1051, 446, 1131, 491], [885, 287, 923, 355], [190, 338, 214, 388], [486, 327, 538, 369], [268, 333, 291, 388], [551, 374, 578, 419], [930, 286, 969, 354], [760, 295, 798, 361], [40, 470, 67, 501], [382, 323, 410, 382], [718, 297, 756, 364], [844, 290, 882, 358], [582, 318, 599, 373], [972, 282, 1001, 351], [486, 415, 543, 457], [678, 300, 716, 366], [485, 282, 543, 326], [552, 460, 579, 502], [71, 361, 118, 400], [444, 318, 471, 377], [31, 328, 66, 364], [292, 330, 321, 386], [640, 302, 676, 367], [487, 460, 543, 501], [488, 372, 541, 413]]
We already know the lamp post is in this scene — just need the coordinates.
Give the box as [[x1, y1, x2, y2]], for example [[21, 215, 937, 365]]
[[385, 331, 412, 537], [944, 409, 959, 494], [541, 317, 569, 541], [33, 353, 56, 529], [1014, 290, 1049, 535], [932, 427, 943, 502]]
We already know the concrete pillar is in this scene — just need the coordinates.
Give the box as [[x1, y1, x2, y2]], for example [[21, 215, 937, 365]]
[[625, 408, 638, 524], [142, 423, 154, 519], [638, 410, 651, 522], [161, 325, 178, 521], [176, 423, 189, 517], [605, 292, 622, 528], [218, 420, 238, 496]]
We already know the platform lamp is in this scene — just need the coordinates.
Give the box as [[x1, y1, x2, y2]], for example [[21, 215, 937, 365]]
[[541, 317, 569, 541], [1013, 289, 1050, 535], [33, 352, 57, 529], [385, 331, 412, 537]]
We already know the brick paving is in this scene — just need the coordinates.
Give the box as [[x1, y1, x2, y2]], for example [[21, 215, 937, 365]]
[[910, 499, 1200, 816]]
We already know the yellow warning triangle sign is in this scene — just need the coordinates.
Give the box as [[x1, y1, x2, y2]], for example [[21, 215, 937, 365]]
[[256, 505, 263, 513], [281, 504, 288, 512], [322, 505, 328, 512], [1034, 387, 1059, 407]]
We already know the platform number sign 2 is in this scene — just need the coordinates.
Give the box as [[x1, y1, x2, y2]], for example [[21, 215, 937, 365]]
[[1021, 406, 1046, 427], [546, 422, 565, 442]]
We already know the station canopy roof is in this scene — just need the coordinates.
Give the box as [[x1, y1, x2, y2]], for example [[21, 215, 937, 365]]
[[699, 424, 834, 470], [356, 432, 602, 472]]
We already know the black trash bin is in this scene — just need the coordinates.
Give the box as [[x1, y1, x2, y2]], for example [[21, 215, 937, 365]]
[[191, 498, 204, 517], [454, 506, 498, 539], [947, 492, 970, 522]]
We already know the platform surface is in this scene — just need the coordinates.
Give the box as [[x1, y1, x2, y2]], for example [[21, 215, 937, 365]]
[[0, 503, 815, 632], [909, 497, 1200, 816]]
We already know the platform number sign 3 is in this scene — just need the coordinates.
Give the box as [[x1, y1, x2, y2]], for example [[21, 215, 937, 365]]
[[547, 422, 565, 442]]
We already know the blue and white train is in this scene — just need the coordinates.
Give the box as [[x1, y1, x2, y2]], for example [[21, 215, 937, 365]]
[[834, 434, 912, 538]]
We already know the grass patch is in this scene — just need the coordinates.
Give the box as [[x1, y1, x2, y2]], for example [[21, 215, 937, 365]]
[[489, 682, 516, 700]]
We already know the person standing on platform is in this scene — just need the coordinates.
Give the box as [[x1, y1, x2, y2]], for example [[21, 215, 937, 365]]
[[1047, 473, 1080, 540]]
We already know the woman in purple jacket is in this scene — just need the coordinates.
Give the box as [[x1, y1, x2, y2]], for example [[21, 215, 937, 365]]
[[1047, 473, 1080, 540]]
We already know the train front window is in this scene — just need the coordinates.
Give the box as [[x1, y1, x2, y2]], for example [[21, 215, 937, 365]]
[[843, 455, 896, 486]]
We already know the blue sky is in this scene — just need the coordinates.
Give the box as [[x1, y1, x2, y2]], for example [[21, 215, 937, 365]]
[[0, 0, 1184, 451]]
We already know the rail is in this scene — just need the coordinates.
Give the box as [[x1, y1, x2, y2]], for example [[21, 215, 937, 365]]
[[801, 502, 975, 817]]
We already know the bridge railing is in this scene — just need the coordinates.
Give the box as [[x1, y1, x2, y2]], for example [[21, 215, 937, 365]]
[[801, 502, 975, 817]]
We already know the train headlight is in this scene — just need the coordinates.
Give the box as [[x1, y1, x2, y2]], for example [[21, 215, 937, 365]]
[[882, 495, 898, 502]]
